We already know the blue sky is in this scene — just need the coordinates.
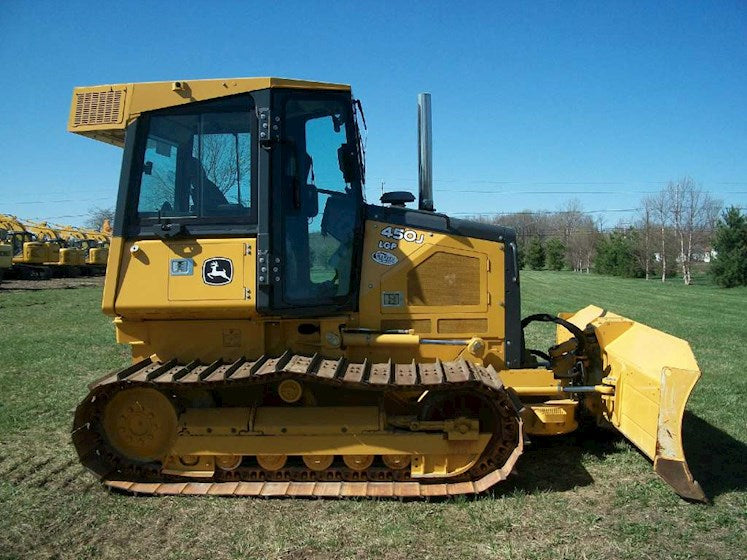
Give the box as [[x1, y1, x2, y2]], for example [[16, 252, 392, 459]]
[[0, 0, 745, 227]]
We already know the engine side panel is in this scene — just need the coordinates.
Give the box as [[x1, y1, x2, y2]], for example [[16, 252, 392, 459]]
[[358, 219, 511, 370]]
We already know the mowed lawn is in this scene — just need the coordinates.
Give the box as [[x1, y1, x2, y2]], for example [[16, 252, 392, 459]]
[[0, 272, 745, 560]]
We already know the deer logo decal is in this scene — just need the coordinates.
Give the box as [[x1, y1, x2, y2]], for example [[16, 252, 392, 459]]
[[202, 257, 233, 286]]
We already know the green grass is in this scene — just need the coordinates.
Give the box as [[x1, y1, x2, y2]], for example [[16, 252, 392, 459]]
[[0, 273, 745, 560]]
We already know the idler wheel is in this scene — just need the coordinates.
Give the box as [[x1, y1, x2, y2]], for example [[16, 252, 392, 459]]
[[102, 388, 177, 462]]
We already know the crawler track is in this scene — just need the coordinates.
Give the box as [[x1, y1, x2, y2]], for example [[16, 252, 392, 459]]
[[73, 353, 523, 498]]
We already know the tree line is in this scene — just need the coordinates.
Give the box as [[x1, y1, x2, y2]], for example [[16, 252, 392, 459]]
[[85, 175, 746, 288], [477, 177, 746, 287]]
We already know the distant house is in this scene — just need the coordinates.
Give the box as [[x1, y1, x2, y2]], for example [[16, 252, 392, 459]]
[[654, 249, 717, 263], [695, 249, 717, 263]]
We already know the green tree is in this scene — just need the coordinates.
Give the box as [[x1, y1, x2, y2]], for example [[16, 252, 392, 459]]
[[710, 206, 747, 288], [526, 237, 546, 270], [545, 238, 566, 270], [595, 231, 644, 278], [515, 242, 526, 270]]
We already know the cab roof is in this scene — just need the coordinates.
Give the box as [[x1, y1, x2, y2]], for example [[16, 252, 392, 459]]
[[67, 77, 351, 147]]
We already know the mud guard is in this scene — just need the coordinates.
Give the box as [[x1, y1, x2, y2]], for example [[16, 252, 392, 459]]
[[562, 306, 706, 502]]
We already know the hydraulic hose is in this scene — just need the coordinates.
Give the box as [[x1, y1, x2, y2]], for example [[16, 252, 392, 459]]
[[520, 313, 587, 367]]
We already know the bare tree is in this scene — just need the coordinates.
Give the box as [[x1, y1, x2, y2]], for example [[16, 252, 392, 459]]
[[199, 133, 251, 204], [665, 177, 722, 284], [635, 197, 654, 279], [665, 179, 687, 282], [85, 206, 114, 231], [649, 190, 670, 282], [476, 200, 600, 272], [556, 200, 596, 272], [566, 215, 598, 272], [556, 199, 584, 244], [479, 210, 550, 256]]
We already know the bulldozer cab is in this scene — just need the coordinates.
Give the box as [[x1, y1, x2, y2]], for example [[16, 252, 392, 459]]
[[118, 86, 363, 316]]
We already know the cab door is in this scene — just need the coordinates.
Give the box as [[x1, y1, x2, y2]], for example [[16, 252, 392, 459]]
[[264, 91, 363, 316]]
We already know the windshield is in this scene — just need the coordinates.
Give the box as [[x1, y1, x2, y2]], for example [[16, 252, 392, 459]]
[[134, 95, 254, 222]]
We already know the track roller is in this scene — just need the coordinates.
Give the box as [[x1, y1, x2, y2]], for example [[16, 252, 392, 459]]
[[382, 455, 411, 470], [215, 455, 242, 471], [303, 455, 334, 471], [257, 455, 287, 471], [343, 455, 375, 471]]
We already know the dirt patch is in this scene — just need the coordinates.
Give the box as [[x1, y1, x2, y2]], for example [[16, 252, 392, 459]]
[[0, 276, 105, 291]]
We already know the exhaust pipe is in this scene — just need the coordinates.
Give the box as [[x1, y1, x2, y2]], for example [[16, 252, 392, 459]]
[[417, 93, 434, 212]]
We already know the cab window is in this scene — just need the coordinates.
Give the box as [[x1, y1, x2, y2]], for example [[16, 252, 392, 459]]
[[135, 96, 254, 222]]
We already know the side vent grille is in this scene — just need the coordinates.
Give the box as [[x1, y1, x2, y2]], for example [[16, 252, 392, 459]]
[[73, 89, 125, 126], [407, 252, 481, 306]]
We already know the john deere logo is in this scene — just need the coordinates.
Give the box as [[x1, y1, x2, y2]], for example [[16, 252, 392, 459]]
[[203, 257, 233, 286]]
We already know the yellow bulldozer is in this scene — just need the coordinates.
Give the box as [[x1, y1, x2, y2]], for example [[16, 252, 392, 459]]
[[67, 77, 704, 501]]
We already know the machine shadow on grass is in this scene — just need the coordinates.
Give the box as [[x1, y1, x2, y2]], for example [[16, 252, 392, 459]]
[[682, 412, 747, 500], [486, 411, 747, 501], [495, 428, 610, 496]]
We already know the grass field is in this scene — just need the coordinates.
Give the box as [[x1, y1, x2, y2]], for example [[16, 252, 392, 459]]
[[0, 272, 745, 560]]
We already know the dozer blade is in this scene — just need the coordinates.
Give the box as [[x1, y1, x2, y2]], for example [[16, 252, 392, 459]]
[[563, 305, 706, 502]]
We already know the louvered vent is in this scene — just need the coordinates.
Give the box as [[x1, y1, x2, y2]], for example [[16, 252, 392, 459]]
[[407, 252, 481, 306], [73, 89, 125, 126]]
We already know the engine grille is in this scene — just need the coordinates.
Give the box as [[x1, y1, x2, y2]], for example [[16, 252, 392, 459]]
[[407, 252, 480, 306]]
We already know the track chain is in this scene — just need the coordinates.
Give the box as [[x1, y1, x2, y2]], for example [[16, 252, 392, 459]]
[[72, 353, 523, 498]]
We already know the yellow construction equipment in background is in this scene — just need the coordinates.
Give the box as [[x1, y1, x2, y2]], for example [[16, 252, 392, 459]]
[[0, 231, 11, 282], [67, 77, 704, 501], [0, 214, 53, 279], [0, 216, 111, 279], [24, 221, 86, 276], [56, 224, 109, 275]]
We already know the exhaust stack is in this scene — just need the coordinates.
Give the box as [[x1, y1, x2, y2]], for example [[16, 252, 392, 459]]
[[417, 93, 434, 212]]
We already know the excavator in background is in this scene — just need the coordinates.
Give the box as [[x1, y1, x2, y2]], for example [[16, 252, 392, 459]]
[[0, 216, 112, 279], [24, 221, 87, 276], [0, 214, 53, 279], [81, 231, 110, 274], [67, 77, 705, 501], [0, 231, 11, 281], [56, 224, 109, 275]]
